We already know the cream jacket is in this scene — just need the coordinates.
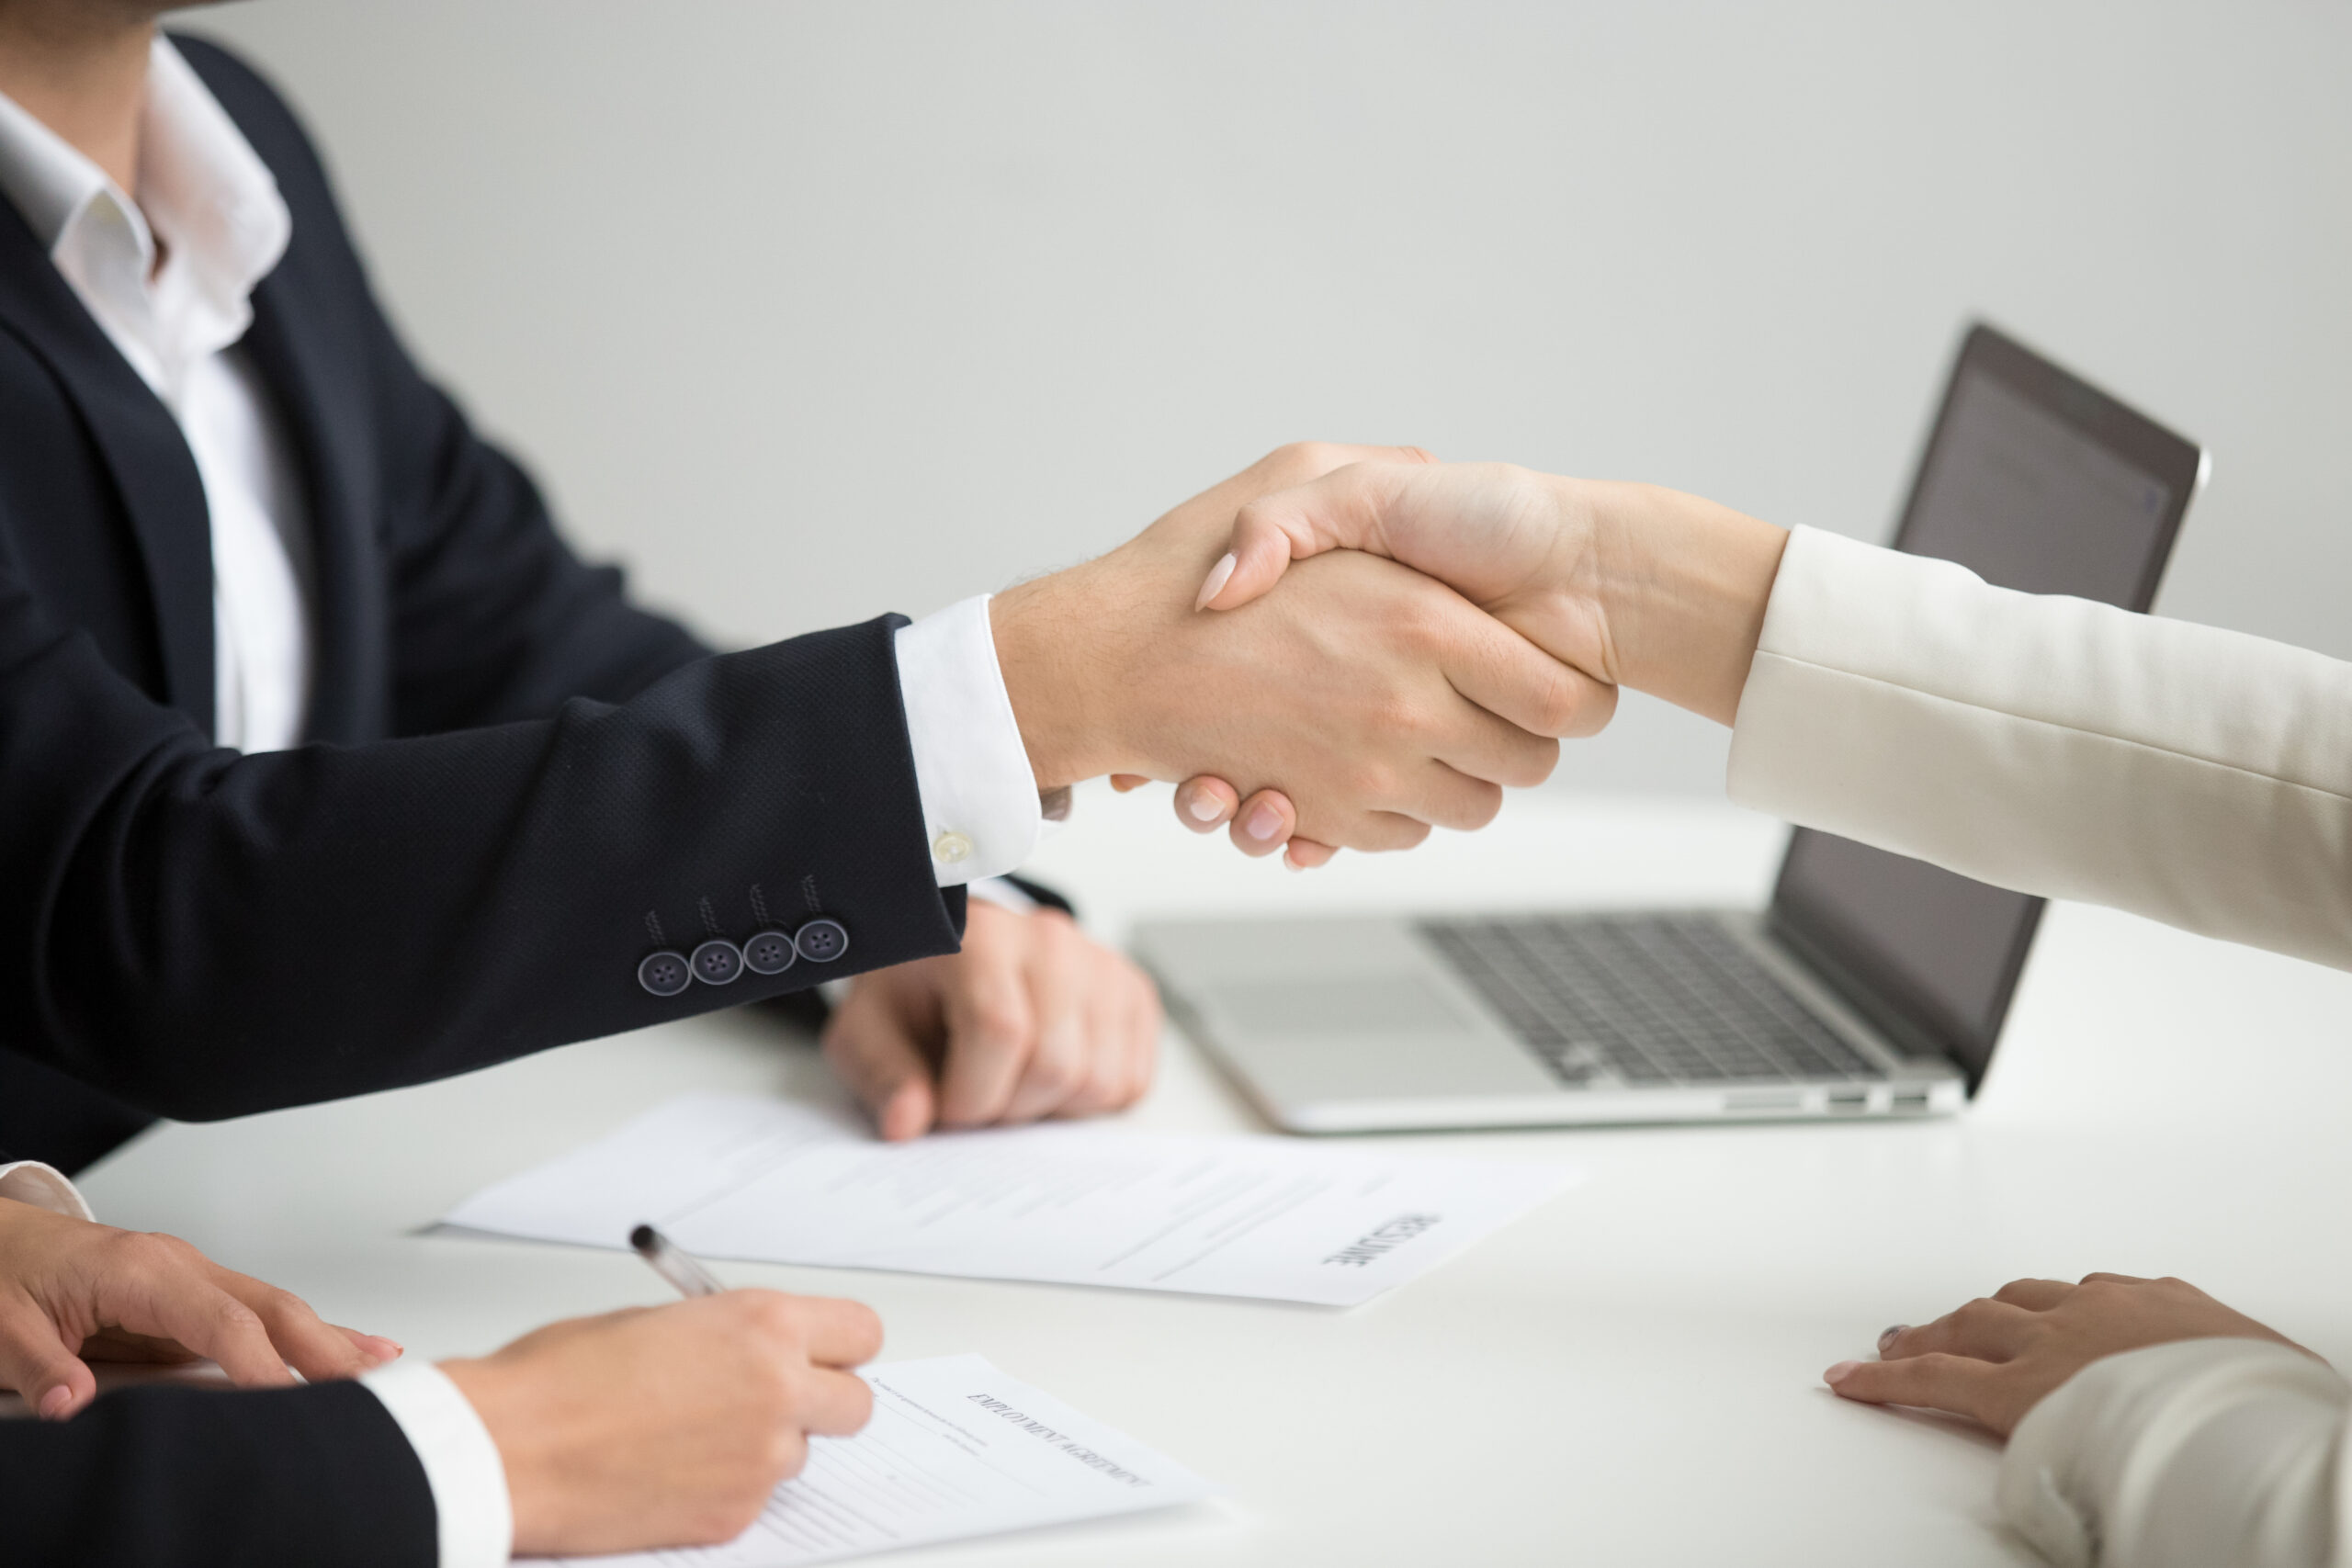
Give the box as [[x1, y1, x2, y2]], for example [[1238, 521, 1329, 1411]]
[[1728, 526, 2352, 1568]]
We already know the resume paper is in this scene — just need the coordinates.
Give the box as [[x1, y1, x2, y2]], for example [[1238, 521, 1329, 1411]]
[[537, 1354, 1217, 1566], [443, 1094, 1572, 1307]]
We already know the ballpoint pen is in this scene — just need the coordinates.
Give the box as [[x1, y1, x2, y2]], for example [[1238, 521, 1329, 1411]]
[[629, 1223, 728, 1299]]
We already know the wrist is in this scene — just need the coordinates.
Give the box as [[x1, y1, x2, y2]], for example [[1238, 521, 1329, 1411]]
[[1578, 479, 1788, 726], [437, 1357, 556, 1551], [989, 571, 1125, 789]]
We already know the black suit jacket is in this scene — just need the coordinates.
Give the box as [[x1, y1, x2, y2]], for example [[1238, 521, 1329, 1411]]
[[0, 36, 969, 1173], [0, 1374, 437, 1568]]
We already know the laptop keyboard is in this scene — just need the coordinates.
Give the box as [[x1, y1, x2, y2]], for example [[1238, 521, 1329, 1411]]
[[1418, 915, 1882, 1088]]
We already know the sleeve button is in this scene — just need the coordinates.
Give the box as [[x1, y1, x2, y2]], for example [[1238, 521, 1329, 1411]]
[[794, 918, 849, 964], [933, 829, 974, 864], [742, 930, 797, 975], [638, 951, 691, 997], [691, 938, 743, 985]]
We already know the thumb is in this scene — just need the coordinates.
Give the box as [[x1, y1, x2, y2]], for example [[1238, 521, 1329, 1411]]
[[1197, 463, 1419, 613], [0, 1292, 97, 1420]]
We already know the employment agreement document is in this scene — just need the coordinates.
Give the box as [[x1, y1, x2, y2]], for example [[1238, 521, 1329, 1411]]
[[539, 1355, 1217, 1566], [444, 1094, 1571, 1306]]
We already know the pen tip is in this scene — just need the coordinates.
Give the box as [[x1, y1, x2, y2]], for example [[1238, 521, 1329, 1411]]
[[629, 1223, 657, 1253]]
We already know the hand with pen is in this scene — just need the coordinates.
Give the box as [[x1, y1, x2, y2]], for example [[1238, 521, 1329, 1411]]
[[0, 1194, 879, 1558]]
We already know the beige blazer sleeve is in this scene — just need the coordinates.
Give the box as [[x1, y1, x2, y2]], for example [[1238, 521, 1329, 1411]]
[[1997, 1338, 2350, 1568], [1726, 526, 2352, 972]]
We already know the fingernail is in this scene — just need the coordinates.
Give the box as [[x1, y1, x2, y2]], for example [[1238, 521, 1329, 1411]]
[[1824, 1361, 1860, 1386], [1878, 1325, 1906, 1352], [1283, 855, 1305, 873], [1242, 801, 1283, 840], [1187, 793, 1225, 823], [1193, 552, 1237, 611], [37, 1384, 73, 1419]]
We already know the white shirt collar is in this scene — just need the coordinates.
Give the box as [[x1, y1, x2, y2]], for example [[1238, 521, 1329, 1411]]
[[0, 34, 289, 394]]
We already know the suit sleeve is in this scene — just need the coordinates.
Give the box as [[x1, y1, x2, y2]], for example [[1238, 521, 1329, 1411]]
[[0, 558, 965, 1121], [0, 1380, 437, 1568], [1726, 526, 2352, 972]]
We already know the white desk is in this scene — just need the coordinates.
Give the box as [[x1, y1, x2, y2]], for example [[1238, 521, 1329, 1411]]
[[79, 782, 2352, 1566]]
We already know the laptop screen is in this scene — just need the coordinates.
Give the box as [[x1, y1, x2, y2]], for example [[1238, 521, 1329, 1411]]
[[1766, 325, 2201, 1089]]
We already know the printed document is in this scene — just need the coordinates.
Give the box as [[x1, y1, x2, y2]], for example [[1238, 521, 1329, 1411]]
[[444, 1094, 1571, 1307], [538, 1354, 1216, 1566]]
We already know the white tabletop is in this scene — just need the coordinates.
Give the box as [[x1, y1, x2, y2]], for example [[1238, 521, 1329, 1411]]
[[78, 782, 2352, 1566]]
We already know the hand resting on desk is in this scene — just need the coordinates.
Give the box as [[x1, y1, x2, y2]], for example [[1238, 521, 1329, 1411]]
[[824, 897, 1160, 1141], [1824, 1272, 2316, 1436], [0, 1194, 401, 1420]]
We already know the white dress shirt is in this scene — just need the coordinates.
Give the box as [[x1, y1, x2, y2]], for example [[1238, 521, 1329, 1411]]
[[1729, 525, 2352, 1565], [0, 35, 1041, 1568]]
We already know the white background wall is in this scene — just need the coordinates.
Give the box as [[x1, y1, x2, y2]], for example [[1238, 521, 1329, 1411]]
[[194, 1, 2352, 793]]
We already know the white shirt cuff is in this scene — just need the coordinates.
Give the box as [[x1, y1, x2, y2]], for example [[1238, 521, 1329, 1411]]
[[966, 875, 1039, 914], [894, 595, 1045, 886], [362, 1359, 514, 1568], [0, 1160, 96, 1221]]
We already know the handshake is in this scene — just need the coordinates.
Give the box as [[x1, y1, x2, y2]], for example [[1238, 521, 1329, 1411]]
[[989, 444, 1793, 860]]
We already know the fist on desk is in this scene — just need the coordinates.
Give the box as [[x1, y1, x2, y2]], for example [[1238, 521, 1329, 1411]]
[[822, 898, 1162, 1141]]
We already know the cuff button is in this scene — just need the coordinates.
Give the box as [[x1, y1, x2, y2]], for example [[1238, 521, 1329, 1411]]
[[638, 951, 691, 997], [933, 829, 974, 864], [691, 938, 744, 986], [742, 930, 797, 975], [794, 918, 849, 964]]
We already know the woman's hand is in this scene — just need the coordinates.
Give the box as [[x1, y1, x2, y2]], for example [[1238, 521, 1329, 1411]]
[[0, 1197, 401, 1420], [1825, 1272, 2317, 1436]]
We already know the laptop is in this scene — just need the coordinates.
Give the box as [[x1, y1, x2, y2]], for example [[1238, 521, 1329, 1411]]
[[1134, 323, 2208, 1133]]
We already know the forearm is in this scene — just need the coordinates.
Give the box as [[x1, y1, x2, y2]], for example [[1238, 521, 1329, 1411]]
[[2000, 1338, 2350, 1568]]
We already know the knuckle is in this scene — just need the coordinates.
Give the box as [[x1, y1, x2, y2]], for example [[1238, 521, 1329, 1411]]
[[968, 1000, 1028, 1049], [768, 1428, 811, 1479], [1349, 761, 1398, 804], [120, 1231, 188, 1272], [695, 1496, 768, 1546], [746, 1293, 807, 1347], [1284, 440, 1338, 474], [1385, 818, 1433, 852], [1533, 670, 1587, 736], [845, 1303, 885, 1359], [1023, 1052, 1082, 1097]]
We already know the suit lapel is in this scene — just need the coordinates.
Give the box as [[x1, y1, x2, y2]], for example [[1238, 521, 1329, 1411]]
[[0, 198, 216, 734]]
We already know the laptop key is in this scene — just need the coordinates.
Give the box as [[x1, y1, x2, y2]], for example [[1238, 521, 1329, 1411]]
[[1419, 916, 1881, 1089]]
